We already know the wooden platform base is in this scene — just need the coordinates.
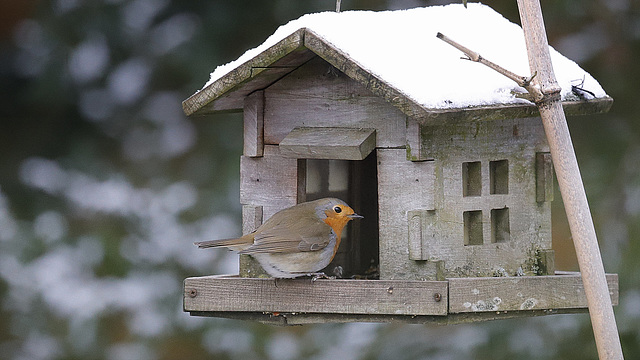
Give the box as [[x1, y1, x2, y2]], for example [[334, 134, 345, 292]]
[[183, 272, 618, 325]]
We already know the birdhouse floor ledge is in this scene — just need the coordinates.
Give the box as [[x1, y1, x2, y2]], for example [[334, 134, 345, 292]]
[[183, 272, 618, 325]]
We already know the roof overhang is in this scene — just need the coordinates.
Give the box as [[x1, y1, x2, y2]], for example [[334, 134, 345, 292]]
[[183, 28, 613, 125]]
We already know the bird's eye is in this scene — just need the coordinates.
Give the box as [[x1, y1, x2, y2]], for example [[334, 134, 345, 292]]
[[333, 206, 342, 213]]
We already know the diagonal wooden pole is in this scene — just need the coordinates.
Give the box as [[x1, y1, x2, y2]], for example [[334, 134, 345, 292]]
[[516, 0, 624, 358]]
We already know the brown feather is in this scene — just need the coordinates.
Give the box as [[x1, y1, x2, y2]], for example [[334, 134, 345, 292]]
[[194, 234, 253, 249], [239, 201, 333, 254]]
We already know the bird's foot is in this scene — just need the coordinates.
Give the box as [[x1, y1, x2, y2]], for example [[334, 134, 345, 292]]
[[305, 272, 333, 281]]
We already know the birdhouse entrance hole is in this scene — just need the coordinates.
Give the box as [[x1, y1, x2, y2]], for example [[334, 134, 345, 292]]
[[304, 153, 379, 279]]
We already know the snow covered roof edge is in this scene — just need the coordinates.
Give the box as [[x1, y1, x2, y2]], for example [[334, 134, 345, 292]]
[[183, 3, 612, 120]]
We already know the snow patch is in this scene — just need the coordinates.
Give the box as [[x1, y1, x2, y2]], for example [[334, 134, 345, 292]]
[[200, 3, 607, 109]]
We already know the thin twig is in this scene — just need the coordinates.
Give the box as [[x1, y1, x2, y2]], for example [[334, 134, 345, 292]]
[[436, 32, 544, 102]]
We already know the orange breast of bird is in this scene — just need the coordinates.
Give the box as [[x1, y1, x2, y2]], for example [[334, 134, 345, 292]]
[[322, 212, 352, 258]]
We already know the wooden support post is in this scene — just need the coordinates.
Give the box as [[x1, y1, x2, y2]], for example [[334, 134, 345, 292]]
[[243, 90, 264, 157], [516, 1, 624, 358]]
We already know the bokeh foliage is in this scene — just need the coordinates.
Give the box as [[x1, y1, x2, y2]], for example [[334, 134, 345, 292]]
[[1, 0, 639, 359]]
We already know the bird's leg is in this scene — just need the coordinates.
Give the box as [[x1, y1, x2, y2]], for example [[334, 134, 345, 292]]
[[306, 272, 333, 281]]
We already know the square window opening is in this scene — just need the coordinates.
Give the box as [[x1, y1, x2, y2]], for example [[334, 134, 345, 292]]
[[490, 159, 509, 194], [463, 161, 482, 197], [491, 207, 510, 243], [305, 153, 379, 278], [464, 210, 483, 245]]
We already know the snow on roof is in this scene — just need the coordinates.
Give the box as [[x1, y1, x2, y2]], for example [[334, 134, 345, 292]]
[[202, 3, 607, 109]]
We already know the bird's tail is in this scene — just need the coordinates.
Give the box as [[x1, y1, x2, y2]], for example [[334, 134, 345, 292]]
[[194, 235, 253, 250]]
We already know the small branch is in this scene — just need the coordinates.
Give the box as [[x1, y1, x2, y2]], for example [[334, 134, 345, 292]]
[[436, 32, 544, 102]]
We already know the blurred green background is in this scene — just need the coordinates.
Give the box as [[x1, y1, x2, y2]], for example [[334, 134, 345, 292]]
[[1, 0, 639, 359]]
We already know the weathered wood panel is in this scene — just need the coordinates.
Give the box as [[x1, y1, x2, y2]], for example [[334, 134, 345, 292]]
[[184, 272, 618, 324], [377, 149, 439, 280], [240, 145, 305, 220], [189, 308, 589, 326], [303, 29, 613, 124], [407, 209, 437, 261], [448, 273, 619, 313], [183, 29, 313, 115], [303, 29, 433, 123], [406, 117, 554, 279], [279, 127, 376, 160], [184, 275, 448, 316], [243, 91, 264, 157], [406, 118, 430, 161], [536, 152, 554, 202], [263, 56, 407, 148]]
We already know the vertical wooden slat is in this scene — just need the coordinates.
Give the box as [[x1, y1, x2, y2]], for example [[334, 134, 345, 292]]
[[240, 145, 300, 219], [537, 249, 555, 276], [243, 90, 264, 157], [406, 118, 426, 161], [536, 152, 554, 203], [407, 209, 436, 261]]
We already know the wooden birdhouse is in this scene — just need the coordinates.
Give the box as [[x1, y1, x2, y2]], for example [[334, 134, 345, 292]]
[[183, 4, 618, 324]]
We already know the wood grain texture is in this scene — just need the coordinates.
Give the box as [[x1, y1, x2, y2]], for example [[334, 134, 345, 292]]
[[189, 308, 589, 326], [406, 118, 429, 161], [263, 56, 406, 148], [279, 127, 376, 160], [240, 145, 304, 220], [536, 152, 554, 203], [407, 209, 436, 261], [183, 272, 618, 324], [182, 29, 313, 115], [408, 117, 554, 279], [243, 91, 264, 157], [377, 149, 439, 280], [448, 273, 618, 313], [184, 275, 448, 316]]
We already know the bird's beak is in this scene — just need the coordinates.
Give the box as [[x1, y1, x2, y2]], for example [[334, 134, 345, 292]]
[[348, 213, 364, 219]]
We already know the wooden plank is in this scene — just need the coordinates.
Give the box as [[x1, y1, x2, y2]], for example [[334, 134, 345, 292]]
[[537, 249, 555, 275], [182, 30, 313, 115], [263, 56, 407, 148], [406, 117, 554, 279], [189, 308, 588, 326], [240, 145, 304, 219], [406, 118, 429, 161], [377, 149, 438, 280], [243, 91, 264, 157], [407, 209, 437, 261], [279, 127, 376, 160], [184, 275, 448, 316], [303, 29, 433, 124], [303, 29, 613, 124], [536, 152, 554, 202], [448, 273, 619, 313]]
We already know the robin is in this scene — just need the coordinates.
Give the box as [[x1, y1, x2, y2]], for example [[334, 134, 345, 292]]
[[195, 198, 363, 278]]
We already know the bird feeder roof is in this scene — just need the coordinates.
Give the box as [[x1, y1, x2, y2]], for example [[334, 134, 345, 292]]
[[183, 3, 611, 122]]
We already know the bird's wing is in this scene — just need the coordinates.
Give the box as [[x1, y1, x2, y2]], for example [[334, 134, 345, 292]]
[[239, 213, 332, 254]]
